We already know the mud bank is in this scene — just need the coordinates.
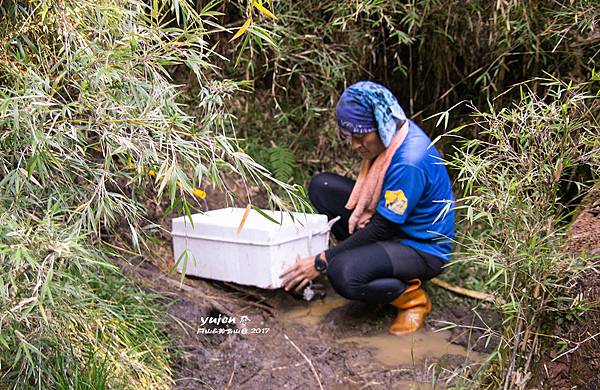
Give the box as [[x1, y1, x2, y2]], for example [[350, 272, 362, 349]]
[[164, 277, 489, 389], [136, 179, 497, 389]]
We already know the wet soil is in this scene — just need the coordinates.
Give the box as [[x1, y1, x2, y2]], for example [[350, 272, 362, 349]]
[[164, 277, 486, 390], [129, 177, 498, 389], [110, 169, 600, 390], [542, 194, 600, 390]]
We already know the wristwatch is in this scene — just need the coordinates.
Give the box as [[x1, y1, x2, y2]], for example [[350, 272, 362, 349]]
[[314, 253, 328, 273]]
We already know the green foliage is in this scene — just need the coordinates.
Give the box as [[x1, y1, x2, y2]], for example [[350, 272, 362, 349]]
[[204, 0, 600, 197], [444, 77, 599, 389], [0, 0, 308, 387], [269, 145, 296, 182], [0, 211, 172, 388], [243, 138, 298, 183], [1, 0, 599, 387]]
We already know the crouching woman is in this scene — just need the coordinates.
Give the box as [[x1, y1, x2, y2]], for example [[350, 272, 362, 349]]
[[281, 81, 455, 335]]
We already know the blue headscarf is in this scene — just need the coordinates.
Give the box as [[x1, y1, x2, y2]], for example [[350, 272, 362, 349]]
[[336, 81, 407, 147]]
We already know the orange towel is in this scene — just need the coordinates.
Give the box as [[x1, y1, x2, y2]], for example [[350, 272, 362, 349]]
[[345, 122, 409, 234]]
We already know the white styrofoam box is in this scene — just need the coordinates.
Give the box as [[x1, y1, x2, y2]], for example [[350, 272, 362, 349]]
[[171, 207, 331, 289]]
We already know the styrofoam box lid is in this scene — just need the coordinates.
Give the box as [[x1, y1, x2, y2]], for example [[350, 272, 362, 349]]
[[171, 208, 329, 245]]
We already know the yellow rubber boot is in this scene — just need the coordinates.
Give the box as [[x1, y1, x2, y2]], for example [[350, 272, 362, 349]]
[[389, 279, 432, 336]]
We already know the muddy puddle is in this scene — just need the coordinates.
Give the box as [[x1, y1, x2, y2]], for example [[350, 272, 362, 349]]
[[338, 331, 481, 366], [329, 380, 429, 390], [281, 294, 482, 367], [281, 295, 349, 327]]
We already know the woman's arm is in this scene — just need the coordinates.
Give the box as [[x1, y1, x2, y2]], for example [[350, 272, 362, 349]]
[[324, 212, 401, 260], [281, 212, 401, 291]]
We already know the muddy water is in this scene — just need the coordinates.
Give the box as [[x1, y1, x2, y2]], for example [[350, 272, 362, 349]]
[[281, 295, 349, 327], [281, 296, 482, 367], [338, 331, 481, 366]]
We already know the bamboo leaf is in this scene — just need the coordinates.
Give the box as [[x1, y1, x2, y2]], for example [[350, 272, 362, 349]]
[[236, 204, 252, 235], [251, 206, 281, 225], [252, 1, 277, 20], [229, 18, 252, 42]]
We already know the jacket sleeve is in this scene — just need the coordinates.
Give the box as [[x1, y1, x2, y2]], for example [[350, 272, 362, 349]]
[[376, 163, 426, 224]]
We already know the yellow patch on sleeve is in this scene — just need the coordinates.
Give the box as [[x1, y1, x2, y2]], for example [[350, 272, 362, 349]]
[[384, 190, 408, 215]]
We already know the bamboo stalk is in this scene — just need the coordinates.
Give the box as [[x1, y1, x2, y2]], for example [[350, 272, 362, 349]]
[[236, 203, 252, 235], [430, 277, 504, 305]]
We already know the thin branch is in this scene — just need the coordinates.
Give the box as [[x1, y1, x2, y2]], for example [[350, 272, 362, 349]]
[[430, 277, 504, 304], [283, 333, 324, 390]]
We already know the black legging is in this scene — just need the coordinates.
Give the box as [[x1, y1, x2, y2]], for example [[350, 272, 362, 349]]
[[308, 172, 445, 304]]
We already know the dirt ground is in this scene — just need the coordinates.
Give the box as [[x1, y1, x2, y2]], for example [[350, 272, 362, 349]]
[[131, 254, 494, 390], [126, 178, 598, 389], [157, 276, 487, 390], [543, 193, 600, 390], [124, 178, 497, 390]]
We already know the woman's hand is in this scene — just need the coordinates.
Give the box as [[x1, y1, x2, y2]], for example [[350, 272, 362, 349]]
[[280, 255, 320, 292]]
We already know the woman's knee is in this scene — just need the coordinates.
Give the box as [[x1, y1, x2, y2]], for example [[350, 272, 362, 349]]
[[308, 173, 336, 204], [326, 255, 363, 300]]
